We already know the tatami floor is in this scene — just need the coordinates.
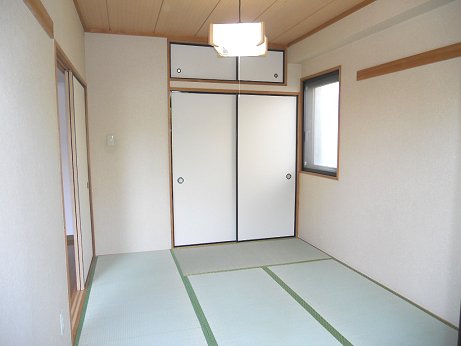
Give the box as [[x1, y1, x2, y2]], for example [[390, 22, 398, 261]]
[[76, 238, 458, 345]]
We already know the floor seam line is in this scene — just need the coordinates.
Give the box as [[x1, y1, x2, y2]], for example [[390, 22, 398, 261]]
[[262, 266, 353, 346], [170, 249, 218, 346], [184, 257, 332, 277]]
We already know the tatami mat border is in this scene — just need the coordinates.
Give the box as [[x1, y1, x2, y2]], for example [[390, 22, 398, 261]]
[[184, 257, 332, 277], [263, 266, 353, 346], [170, 250, 217, 345]]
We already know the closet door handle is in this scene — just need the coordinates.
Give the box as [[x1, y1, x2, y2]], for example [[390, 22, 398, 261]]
[[177, 177, 184, 184], [286, 173, 292, 180]]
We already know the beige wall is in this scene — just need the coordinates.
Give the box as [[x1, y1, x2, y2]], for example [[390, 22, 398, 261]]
[[0, 2, 75, 344], [42, 0, 86, 78], [85, 33, 171, 255], [291, 0, 461, 325]]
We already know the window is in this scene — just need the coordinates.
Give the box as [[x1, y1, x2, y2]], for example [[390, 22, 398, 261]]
[[302, 69, 340, 177]]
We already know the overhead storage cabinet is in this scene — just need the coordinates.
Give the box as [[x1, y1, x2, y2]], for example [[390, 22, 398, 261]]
[[170, 43, 285, 84]]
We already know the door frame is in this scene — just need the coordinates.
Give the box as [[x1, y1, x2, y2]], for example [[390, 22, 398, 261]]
[[54, 42, 96, 343], [56, 64, 81, 295]]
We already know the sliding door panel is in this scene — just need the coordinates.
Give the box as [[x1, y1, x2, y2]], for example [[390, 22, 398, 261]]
[[72, 76, 93, 283], [172, 92, 236, 246], [238, 95, 297, 241]]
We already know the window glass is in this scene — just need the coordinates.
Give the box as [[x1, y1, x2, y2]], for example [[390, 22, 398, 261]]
[[303, 70, 340, 177]]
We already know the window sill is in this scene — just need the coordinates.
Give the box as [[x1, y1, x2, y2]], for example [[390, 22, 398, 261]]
[[299, 170, 338, 180]]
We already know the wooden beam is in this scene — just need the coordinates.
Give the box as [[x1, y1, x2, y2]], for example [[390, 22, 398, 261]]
[[357, 42, 461, 81], [288, 0, 375, 47], [23, 0, 54, 39], [170, 86, 300, 96]]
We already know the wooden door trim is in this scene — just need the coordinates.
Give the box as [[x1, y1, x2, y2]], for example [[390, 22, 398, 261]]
[[55, 43, 86, 87], [167, 39, 175, 248], [23, 0, 54, 39], [170, 86, 300, 96], [357, 42, 461, 81], [55, 45, 94, 344], [68, 73, 85, 291]]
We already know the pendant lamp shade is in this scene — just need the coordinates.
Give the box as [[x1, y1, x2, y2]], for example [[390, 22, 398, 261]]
[[209, 22, 268, 57]]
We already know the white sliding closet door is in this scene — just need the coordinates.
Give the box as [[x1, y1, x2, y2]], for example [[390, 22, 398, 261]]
[[72, 76, 93, 283], [172, 92, 236, 246], [238, 95, 297, 241]]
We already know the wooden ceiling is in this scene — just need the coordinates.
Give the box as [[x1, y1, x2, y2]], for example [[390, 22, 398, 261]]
[[74, 0, 374, 47]]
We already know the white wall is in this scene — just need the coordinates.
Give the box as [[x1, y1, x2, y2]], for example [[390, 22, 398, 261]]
[[0, 2, 73, 344], [292, 0, 461, 325], [42, 0, 86, 78], [85, 33, 171, 255]]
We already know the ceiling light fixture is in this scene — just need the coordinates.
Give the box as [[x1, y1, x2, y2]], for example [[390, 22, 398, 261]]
[[209, 0, 268, 57]]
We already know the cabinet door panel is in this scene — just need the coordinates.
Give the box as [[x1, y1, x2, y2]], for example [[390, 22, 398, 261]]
[[238, 94, 296, 241], [239, 50, 284, 83], [172, 92, 237, 246], [170, 44, 237, 81]]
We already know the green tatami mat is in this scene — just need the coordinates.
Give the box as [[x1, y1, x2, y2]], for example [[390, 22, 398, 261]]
[[270, 260, 458, 346], [77, 251, 206, 346], [189, 268, 340, 345], [173, 238, 329, 275]]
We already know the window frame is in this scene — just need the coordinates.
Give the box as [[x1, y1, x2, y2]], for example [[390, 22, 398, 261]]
[[300, 66, 341, 179]]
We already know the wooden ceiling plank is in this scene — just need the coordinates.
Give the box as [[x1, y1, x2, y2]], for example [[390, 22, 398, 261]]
[[287, 0, 375, 46], [271, 0, 337, 43], [107, 0, 163, 33], [153, 0, 165, 33], [72, 0, 88, 30], [273, 0, 358, 44], [194, 0, 282, 39], [76, 0, 375, 47], [242, 0, 278, 22], [155, 0, 221, 37], [256, 0, 329, 40], [76, 0, 109, 31], [194, 0, 225, 36], [195, 0, 237, 37]]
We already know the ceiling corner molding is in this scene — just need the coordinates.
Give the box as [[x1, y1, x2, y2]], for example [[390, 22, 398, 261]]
[[287, 0, 375, 47], [72, 0, 88, 31], [23, 0, 54, 39]]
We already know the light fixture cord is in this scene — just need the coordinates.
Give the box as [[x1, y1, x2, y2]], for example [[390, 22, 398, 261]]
[[238, 0, 241, 95], [239, 0, 241, 23]]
